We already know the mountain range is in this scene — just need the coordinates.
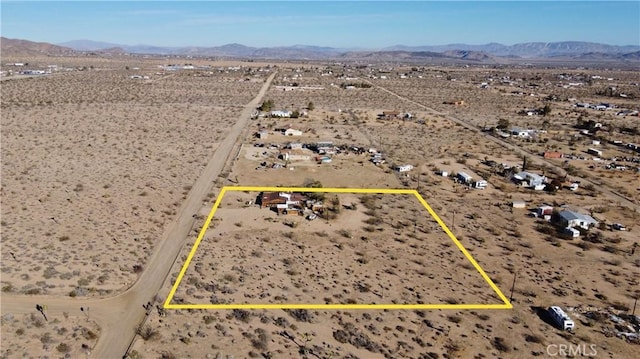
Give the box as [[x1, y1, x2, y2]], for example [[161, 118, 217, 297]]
[[2, 37, 638, 62]]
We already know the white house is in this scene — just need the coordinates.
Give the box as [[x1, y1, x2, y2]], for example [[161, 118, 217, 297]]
[[284, 128, 303, 136], [558, 210, 598, 230], [271, 110, 292, 118], [395, 164, 414, 173], [513, 171, 547, 189]]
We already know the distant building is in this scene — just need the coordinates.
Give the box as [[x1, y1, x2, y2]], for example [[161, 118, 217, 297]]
[[543, 152, 563, 159], [557, 210, 598, 230], [512, 200, 526, 209], [284, 128, 302, 136], [271, 110, 292, 118], [395, 164, 414, 173], [513, 171, 547, 189]]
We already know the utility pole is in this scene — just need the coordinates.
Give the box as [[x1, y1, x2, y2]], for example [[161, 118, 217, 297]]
[[633, 297, 638, 316], [452, 210, 456, 230], [509, 271, 517, 303]]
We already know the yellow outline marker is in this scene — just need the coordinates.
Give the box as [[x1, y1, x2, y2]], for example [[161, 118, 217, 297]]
[[164, 186, 513, 310]]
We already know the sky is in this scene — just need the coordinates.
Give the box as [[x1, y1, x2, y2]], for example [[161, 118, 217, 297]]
[[1, 1, 639, 48]]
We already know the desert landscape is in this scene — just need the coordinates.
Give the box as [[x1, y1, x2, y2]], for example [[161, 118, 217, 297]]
[[1, 31, 639, 359]]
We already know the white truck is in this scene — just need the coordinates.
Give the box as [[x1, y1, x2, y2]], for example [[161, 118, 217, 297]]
[[548, 306, 575, 331]]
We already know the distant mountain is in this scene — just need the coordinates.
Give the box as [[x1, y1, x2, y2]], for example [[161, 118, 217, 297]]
[[58, 39, 121, 51], [4, 37, 637, 62], [1, 37, 76, 56], [569, 51, 640, 61], [383, 41, 640, 58], [442, 50, 494, 61]]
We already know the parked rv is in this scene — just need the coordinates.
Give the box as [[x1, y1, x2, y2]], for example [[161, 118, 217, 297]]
[[548, 306, 575, 331]]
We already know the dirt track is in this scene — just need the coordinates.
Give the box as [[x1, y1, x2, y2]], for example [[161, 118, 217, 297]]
[[0, 71, 277, 358]]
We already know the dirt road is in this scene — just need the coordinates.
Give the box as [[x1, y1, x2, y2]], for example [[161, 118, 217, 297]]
[[368, 81, 639, 212], [0, 71, 277, 358]]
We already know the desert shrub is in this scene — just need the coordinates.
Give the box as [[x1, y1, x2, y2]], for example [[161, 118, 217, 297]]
[[444, 297, 459, 304], [491, 337, 511, 352], [286, 309, 314, 323], [137, 325, 160, 341], [524, 334, 544, 344], [611, 301, 629, 311], [56, 342, 71, 353], [230, 309, 252, 323], [251, 328, 269, 350], [160, 351, 177, 359], [40, 332, 53, 344]]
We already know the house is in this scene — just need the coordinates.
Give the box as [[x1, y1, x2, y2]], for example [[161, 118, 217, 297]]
[[259, 192, 306, 215], [287, 143, 303, 150], [280, 151, 311, 162], [557, 210, 598, 230], [395, 164, 414, 173], [543, 152, 563, 159], [284, 128, 303, 136], [513, 171, 547, 189], [271, 110, 292, 118]]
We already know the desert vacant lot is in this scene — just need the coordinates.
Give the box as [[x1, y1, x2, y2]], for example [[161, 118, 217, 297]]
[[2, 58, 639, 359], [0, 63, 266, 297]]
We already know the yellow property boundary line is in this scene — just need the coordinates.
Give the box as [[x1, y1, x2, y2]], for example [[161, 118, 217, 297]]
[[163, 186, 513, 310]]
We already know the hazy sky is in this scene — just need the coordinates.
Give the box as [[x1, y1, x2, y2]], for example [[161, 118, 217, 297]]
[[2, 1, 639, 48]]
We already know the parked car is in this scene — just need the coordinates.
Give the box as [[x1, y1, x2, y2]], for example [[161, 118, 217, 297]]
[[612, 223, 626, 231]]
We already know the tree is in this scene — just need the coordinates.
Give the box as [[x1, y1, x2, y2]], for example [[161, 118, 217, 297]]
[[307, 101, 315, 111], [259, 99, 274, 112], [541, 104, 552, 117], [303, 179, 324, 201], [290, 110, 300, 118], [331, 195, 341, 214], [496, 118, 510, 130]]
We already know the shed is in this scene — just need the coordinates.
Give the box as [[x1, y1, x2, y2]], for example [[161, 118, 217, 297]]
[[511, 200, 526, 209]]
